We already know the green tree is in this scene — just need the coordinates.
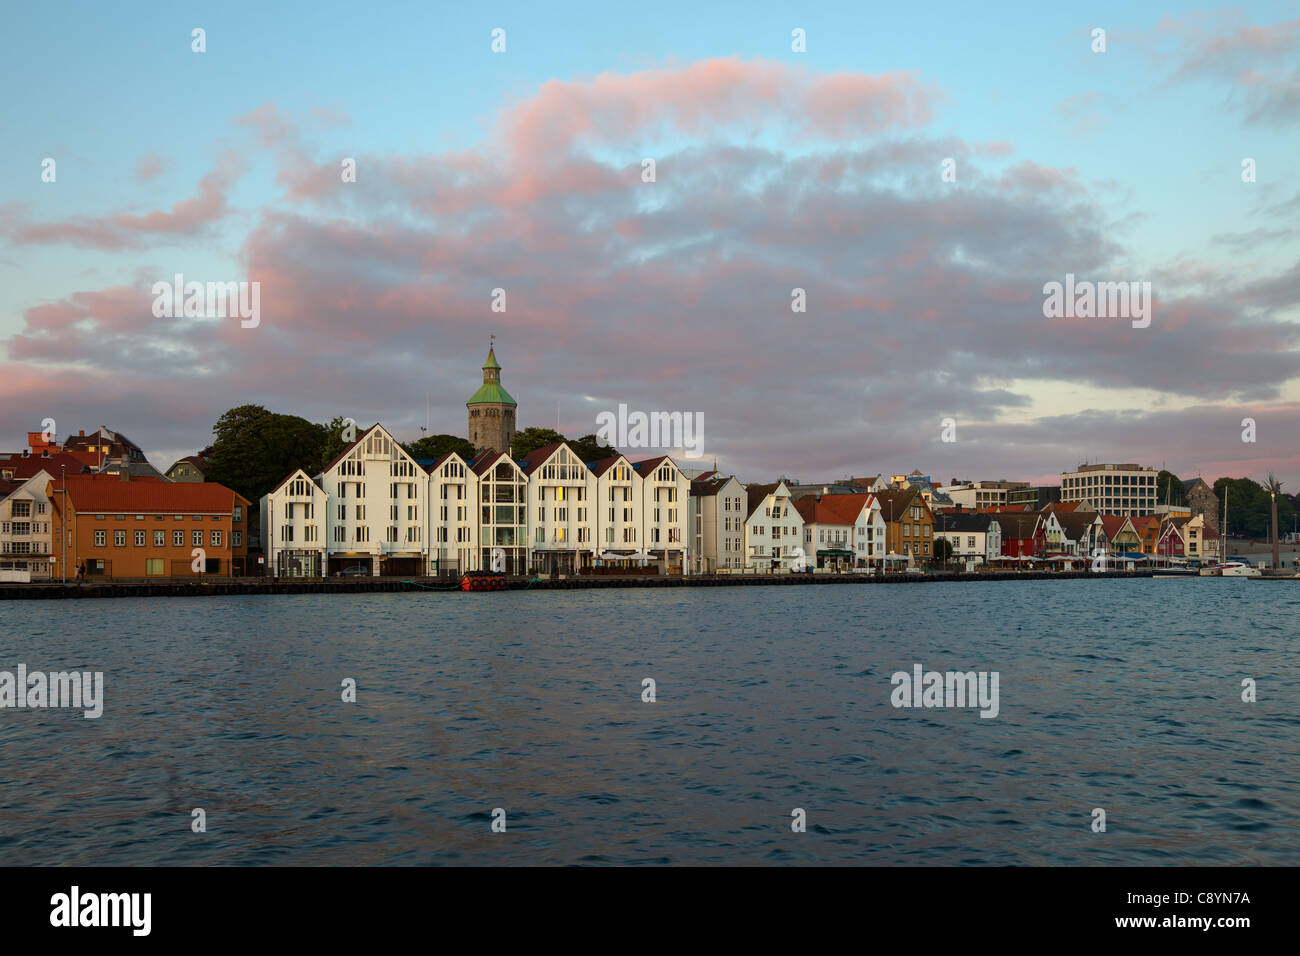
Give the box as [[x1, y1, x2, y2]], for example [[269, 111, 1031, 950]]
[[933, 537, 954, 565], [510, 427, 564, 459], [402, 434, 476, 462], [1212, 477, 1277, 539], [205, 405, 328, 504], [318, 416, 354, 473], [1156, 469, 1185, 506], [568, 432, 616, 462]]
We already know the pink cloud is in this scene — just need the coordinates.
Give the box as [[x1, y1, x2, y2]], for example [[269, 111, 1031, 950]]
[[134, 151, 172, 183], [3, 153, 244, 250]]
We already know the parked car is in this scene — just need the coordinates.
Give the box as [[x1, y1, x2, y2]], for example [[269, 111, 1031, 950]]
[[340, 565, 370, 576], [905, 567, 923, 574]]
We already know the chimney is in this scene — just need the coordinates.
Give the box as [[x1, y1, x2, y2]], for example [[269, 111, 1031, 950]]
[[79, 430, 85, 437], [120, 468, 130, 482]]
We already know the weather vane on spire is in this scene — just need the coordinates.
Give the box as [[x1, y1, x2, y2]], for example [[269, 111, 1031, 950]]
[[490, 333, 495, 349]]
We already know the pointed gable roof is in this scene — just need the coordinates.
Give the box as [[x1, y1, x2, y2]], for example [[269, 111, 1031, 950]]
[[873, 487, 919, 520], [519, 441, 568, 475], [1055, 510, 1101, 540], [634, 455, 674, 476], [588, 453, 637, 478], [996, 512, 1040, 539], [267, 467, 323, 497]]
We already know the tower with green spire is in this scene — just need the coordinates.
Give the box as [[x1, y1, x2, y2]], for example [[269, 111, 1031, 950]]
[[467, 336, 517, 453]]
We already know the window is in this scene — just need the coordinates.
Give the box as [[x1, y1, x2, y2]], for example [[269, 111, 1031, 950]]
[[233, 505, 243, 521], [211, 530, 222, 547], [173, 530, 185, 546], [114, 530, 126, 547], [233, 531, 242, 547], [192, 530, 203, 547], [146, 558, 164, 576], [154, 530, 165, 547], [94, 530, 106, 547]]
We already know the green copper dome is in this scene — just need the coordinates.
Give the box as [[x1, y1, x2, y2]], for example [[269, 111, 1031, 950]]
[[467, 383, 516, 405], [467, 346, 516, 406]]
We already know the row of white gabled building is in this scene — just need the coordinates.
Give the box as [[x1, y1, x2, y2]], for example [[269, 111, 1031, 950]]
[[260, 424, 890, 577]]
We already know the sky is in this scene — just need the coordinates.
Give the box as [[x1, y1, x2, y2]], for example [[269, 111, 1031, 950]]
[[2, 1, 1298, 487]]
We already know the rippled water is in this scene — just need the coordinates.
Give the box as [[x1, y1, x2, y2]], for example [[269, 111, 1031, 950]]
[[1, 578, 1297, 865]]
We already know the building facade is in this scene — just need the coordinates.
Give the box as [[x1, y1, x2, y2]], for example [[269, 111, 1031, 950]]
[[1060, 463, 1158, 516], [689, 472, 747, 572], [0, 471, 56, 579], [53, 474, 249, 579], [743, 481, 805, 570]]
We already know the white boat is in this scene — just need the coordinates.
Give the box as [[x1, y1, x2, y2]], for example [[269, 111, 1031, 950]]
[[1220, 561, 1261, 578]]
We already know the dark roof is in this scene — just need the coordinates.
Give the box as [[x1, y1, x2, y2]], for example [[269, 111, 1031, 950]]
[[996, 512, 1040, 538], [0, 452, 89, 480], [1055, 511, 1100, 538], [633, 455, 672, 475], [470, 448, 522, 477], [745, 482, 782, 517], [167, 455, 210, 475], [587, 454, 632, 477], [690, 474, 734, 497], [937, 512, 997, 533], [421, 451, 457, 472], [873, 487, 920, 519], [519, 442, 566, 475]]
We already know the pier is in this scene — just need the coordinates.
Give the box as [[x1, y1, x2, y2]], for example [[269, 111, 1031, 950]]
[[0, 569, 1157, 600]]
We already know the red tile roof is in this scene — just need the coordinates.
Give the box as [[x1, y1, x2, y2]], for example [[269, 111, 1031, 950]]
[[0, 452, 90, 481], [61, 476, 246, 513]]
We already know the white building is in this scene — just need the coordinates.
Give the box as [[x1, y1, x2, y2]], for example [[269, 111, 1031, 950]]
[[427, 451, 478, 575], [794, 493, 885, 570], [589, 452, 643, 564], [743, 481, 805, 570], [636, 456, 689, 572], [261, 468, 327, 577], [470, 448, 530, 574], [1060, 463, 1158, 516], [689, 472, 747, 572], [0, 470, 56, 579], [259, 429, 696, 578], [941, 481, 1027, 511], [933, 512, 1002, 565], [522, 442, 595, 575]]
